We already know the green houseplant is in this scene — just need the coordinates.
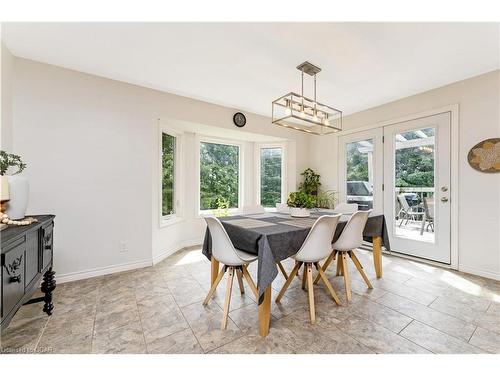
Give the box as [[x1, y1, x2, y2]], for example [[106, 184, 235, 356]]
[[299, 168, 321, 196], [0, 151, 29, 220], [287, 191, 316, 217]]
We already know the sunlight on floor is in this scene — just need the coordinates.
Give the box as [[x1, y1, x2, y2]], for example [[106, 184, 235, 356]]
[[439, 271, 482, 296], [175, 250, 207, 265]]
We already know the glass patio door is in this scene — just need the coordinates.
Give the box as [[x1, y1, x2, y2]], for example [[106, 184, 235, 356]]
[[338, 128, 384, 214], [383, 112, 451, 264]]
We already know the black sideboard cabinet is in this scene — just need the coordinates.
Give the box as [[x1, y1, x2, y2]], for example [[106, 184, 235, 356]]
[[1, 215, 56, 331]]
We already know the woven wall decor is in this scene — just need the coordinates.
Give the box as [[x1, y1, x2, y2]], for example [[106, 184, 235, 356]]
[[467, 138, 500, 173]]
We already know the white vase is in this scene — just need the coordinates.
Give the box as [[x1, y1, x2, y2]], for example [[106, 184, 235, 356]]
[[6, 175, 29, 220], [290, 207, 310, 218]]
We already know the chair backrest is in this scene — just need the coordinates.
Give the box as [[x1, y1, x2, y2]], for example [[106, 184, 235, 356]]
[[275, 203, 290, 213], [294, 215, 341, 262], [424, 197, 434, 219], [333, 202, 358, 214], [332, 210, 371, 251], [397, 194, 411, 212], [242, 205, 266, 214], [204, 217, 244, 266]]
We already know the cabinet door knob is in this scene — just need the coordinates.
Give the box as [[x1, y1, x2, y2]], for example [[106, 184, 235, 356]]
[[441, 197, 449, 203], [10, 275, 21, 283]]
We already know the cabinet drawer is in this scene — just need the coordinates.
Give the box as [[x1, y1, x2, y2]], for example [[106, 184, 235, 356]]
[[25, 231, 40, 287], [2, 239, 25, 319], [42, 223, 53, 270]]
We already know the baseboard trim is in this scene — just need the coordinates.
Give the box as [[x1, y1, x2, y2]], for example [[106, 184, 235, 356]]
[[56, 259, 153, 284], [458, 265, 500, 281], [152, 238, 203, 265]]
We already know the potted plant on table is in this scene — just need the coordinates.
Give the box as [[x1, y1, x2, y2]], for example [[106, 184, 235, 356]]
[[286, 191, 316, 218]]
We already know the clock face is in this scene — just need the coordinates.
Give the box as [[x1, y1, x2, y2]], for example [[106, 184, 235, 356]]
[[233, 112, 246, 127]]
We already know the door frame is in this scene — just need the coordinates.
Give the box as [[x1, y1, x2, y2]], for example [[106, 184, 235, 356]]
[[334, 104, 459, 269]]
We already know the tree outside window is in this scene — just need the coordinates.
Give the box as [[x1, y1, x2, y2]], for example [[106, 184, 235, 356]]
[[162, 133, 176, 216], [200, 142, 239, 210], [260, 147, 282, 207]]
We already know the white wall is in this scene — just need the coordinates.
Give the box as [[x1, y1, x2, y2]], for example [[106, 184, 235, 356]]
[[11, 57, 310, 281], [310, 70, 500, 280], [1, 42, 13, 151]]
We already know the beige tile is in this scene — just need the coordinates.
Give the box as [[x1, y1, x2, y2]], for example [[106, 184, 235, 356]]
[[166, 276, 208, 307], [469, 327, 500, 353], [38, 329, 92, 354], [400, 320, 484, 354], [145, 328, 203, 354], [138, 296, 189, 337], [94, 303, 141, 334], [180, 301, 244, 352], [92, 321, 146, 354], [0, 315, 48, 352], [370, 277, 438, 305], [429, 296, 489, 323], [377, 292, 476, 341], [336, 314, 430, 353]]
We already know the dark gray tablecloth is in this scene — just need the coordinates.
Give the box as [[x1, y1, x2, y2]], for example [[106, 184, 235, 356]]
[[202, 211, 390, 304]]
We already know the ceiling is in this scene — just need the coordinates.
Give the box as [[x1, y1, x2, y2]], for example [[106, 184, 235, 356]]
[[2, 23, 499, 116]]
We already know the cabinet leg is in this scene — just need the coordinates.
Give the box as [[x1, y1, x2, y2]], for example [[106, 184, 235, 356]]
[[41, 268, 56, 315]]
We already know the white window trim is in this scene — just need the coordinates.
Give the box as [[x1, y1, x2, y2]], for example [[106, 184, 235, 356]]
[[158, 126, 184, 227], [196, 135, 244, 216], [255, 142, 287, 209]]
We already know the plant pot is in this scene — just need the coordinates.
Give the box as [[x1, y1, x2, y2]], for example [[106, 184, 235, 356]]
[[290, 207, 310, 218], [6, 175, 29, 220]]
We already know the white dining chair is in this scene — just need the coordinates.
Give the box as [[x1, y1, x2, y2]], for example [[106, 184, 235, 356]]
[[275, 203, 290, 213], [333, 202, 358, 214], [314, 210, 373, 301], [275, 215, 342, 324], [242, 205, 266, 214], [203, 217, 259, 329]]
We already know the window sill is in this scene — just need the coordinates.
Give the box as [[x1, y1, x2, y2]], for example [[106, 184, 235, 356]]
[[159, 216, 185, 228]]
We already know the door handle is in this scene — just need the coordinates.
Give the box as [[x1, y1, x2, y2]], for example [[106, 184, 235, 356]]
[[441, 197, 449, 203]]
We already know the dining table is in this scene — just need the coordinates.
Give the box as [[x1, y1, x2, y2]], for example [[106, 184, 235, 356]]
[[202, 210, 390, 337]]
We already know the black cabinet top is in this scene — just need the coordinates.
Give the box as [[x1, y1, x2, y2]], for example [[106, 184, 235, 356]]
[[1, 215, 55, 252]]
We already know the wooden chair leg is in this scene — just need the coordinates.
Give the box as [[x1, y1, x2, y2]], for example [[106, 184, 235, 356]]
[[276, 262, 302, 303], [241, 265, 259, 299], [314, 250, 336, 285], [314, 262, 341, 305], [203, 266, 226, 305], [302, 263, 308, 290], [221, 267, 235, 330], [306, 263, 315, 324], [349, 251, 373, 289], [341, 253, 352, 301], [336, 256, 344, 276], [277, 261, 289, 279], [236, 269, 245, 294]]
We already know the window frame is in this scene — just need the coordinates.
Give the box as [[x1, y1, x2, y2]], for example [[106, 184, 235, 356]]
[[255, 142, 287, 209], [158, 127, 184, 226], [196, 136, 243, 216]]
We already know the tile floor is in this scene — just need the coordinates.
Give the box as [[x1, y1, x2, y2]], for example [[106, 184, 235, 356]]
[[1, 247, 499, 354]]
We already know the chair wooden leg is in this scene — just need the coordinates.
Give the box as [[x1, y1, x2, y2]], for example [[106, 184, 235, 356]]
[[277, 261, 289, 280], [340, 253, 352, 301], [314, 250, 336, 285], [306, 263, 315, 324], [203, 266, 226, 305], [276, 262, 302, 303], [221, 267, 235, 330], [302, 263, 308, 290], [314, 262, 341, 305], [241, 265, 259, 299], [236, 269, 245, 294], [349, 251, 373, 289], [336, 256, 344, 276]]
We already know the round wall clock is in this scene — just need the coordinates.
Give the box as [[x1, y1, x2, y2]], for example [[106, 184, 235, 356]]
[[233, 112, 246, 128]]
